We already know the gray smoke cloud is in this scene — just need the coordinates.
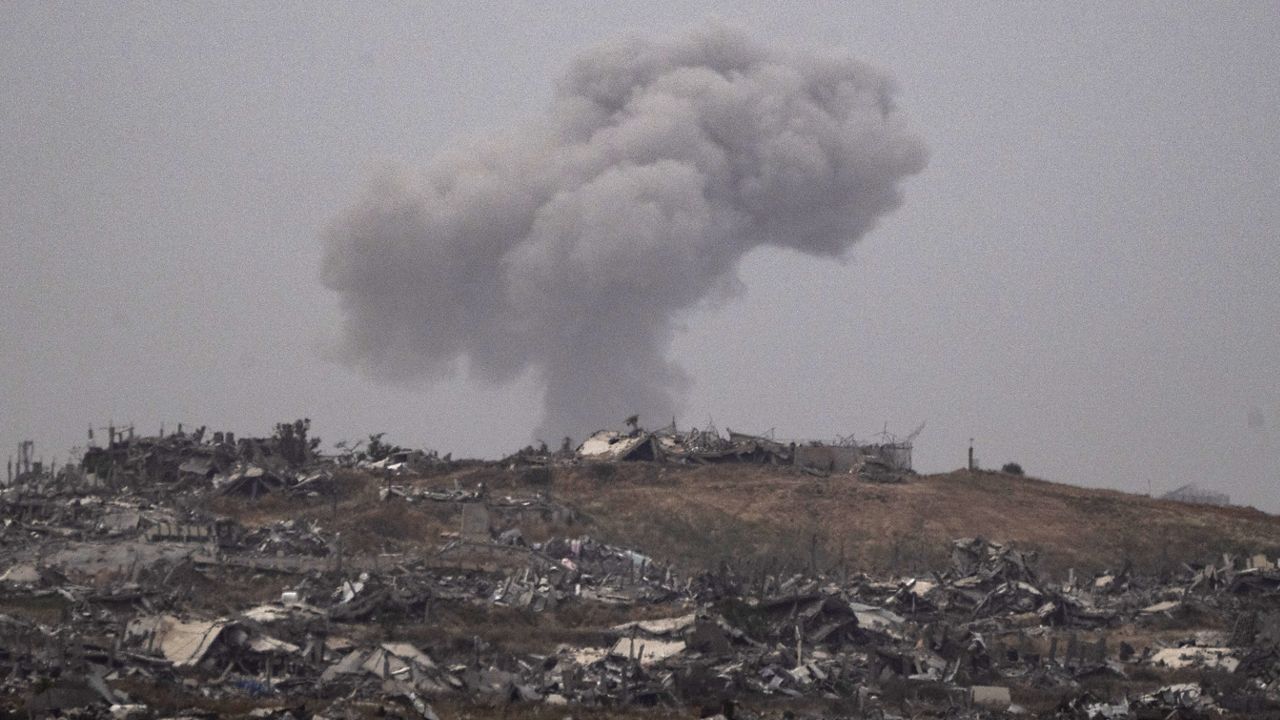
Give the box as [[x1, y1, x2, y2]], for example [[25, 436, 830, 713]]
[[321, 24, 928, 443]]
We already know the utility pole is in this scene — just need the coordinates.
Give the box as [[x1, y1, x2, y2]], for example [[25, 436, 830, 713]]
[[968, 439, 975, 471]]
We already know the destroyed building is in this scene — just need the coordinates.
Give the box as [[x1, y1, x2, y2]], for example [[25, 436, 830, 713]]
[[4, 418, 1280, 719], [1161, 482, 1232, 507], [575, 423, 916, 480]]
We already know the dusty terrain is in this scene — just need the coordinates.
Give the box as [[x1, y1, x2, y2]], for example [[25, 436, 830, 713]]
[[6, 451, 1279, 719], [214, 463, 1280, 579]]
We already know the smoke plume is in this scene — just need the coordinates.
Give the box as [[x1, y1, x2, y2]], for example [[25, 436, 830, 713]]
[[322, 25, 928, 443]]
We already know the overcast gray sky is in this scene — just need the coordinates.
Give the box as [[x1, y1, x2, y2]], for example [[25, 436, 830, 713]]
[[3, 2, 1277, 509]]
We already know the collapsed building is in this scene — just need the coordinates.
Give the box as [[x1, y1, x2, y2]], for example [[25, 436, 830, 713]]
[[6, 490, 1280, 720], [4, 420, 1280, 719], [1161, 483, 1232, 507], [576, 423, 915, 480], [76, 420, 321, 491]]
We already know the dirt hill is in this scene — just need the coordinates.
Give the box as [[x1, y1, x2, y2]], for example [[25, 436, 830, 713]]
[[546, 464, 1280, 576], [218, 462, 1280, 578]]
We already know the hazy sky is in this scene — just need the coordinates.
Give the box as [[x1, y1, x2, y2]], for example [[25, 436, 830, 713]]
[[3, 2, 1277, 509]]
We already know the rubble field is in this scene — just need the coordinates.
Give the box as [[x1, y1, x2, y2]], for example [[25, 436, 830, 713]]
[[4, 424, 1280, 719]]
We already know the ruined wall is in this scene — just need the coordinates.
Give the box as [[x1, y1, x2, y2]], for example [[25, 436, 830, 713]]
[[793, 445, 863, 474]]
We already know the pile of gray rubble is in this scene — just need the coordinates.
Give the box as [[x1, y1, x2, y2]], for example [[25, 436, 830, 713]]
[[3, 428, 1280, 719]]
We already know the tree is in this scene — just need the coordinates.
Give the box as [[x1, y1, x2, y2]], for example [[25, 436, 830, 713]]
[[365, 433, 403, 462], [273, 418, 313, 467]]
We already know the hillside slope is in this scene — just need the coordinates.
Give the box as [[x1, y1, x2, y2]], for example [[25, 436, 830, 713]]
[[545, 464, 1280, 576], [218, 463, 1280, 578]]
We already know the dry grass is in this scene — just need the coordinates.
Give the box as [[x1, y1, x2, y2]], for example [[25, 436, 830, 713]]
[[543, 465, 1280, 576], [209, 471, 462, 554], [207, 463, 1280, 578]]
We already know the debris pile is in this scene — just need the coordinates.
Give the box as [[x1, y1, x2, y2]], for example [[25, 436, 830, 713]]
[[3, 426, 1280, 719], [576, 422, 915, 480]]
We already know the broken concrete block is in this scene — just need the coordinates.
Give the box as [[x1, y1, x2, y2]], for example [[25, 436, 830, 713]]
[[971, 685, 1011, 709]]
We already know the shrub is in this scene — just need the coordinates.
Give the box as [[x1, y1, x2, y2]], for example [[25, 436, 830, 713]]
[[1001, 462, 1024, 476], [588, 463, 617, 482], [365, 432, 403, 462], [520, 466, 553, 485]]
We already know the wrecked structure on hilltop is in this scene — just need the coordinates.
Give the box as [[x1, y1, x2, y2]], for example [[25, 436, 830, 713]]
[[3, 420, 448, 508], [78, 419, 320, 490], [1161, 483, 1232, 507], [576, 422, 917, 481]]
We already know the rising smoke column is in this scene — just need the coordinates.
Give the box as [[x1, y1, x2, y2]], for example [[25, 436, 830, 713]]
[[322, 25, 928, 443]]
